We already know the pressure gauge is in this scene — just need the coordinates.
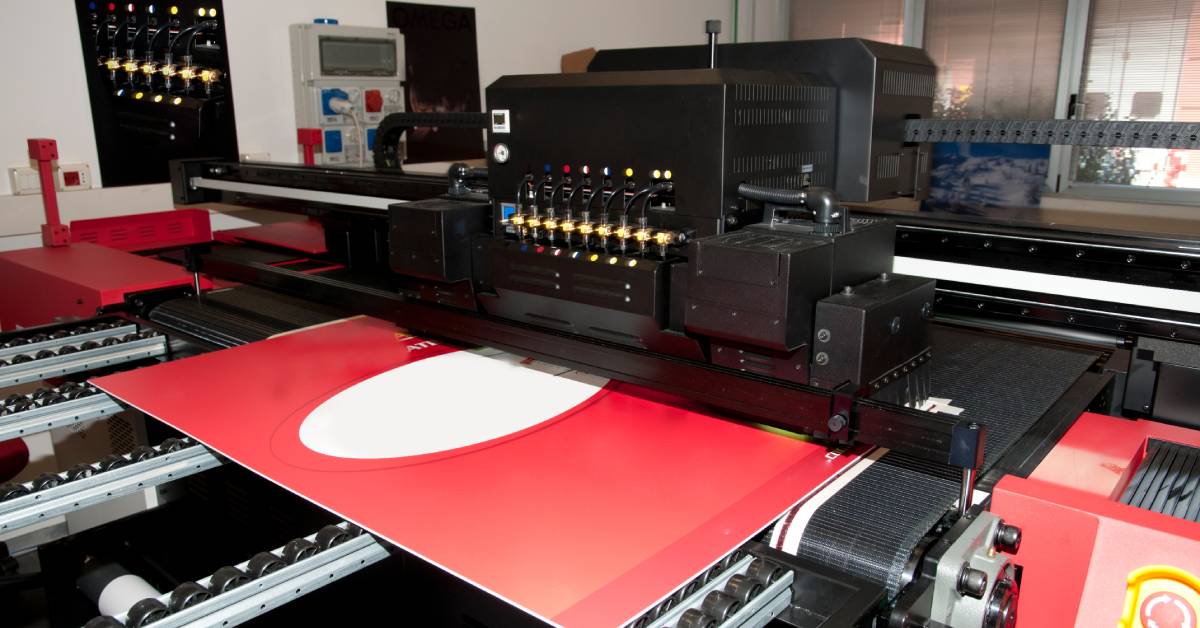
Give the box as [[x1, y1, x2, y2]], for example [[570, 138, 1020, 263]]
[[492, 143, 510, 164]]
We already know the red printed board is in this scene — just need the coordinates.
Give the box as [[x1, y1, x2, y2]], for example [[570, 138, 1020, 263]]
[[91, 316, 866, 626]]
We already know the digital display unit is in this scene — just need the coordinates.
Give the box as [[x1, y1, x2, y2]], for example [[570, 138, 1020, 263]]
[[319, 36, 398, 77]]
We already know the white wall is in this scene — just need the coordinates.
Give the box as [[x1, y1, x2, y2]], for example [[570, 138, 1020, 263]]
[[0, 0, 743, 236]]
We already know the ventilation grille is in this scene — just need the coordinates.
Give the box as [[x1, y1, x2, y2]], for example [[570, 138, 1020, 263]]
[[732, 151, 829, 174], [734, 107, 829, 126], [747, 174, 807, 189], [734, 83, 833, 102], [735, 150, 832, 187], [1120, 439, 1200, 523], [876, 154, 901, 179], [881, 70, 936, 98]]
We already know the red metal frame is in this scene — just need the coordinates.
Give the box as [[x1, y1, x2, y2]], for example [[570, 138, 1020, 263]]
[[27, 138, 69, 247], [992, 412, 1200, 627], [0, 243, 208, 330], [70, 209, 213, 252], [297, 128, 322, 166]]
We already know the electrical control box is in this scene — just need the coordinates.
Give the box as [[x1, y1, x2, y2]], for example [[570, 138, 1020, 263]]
[[485, 69, 837, 239], [73, 0, 238, 187], [290, 22, 406, 167]]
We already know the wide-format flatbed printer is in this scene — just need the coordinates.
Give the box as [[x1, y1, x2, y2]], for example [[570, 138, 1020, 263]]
[[2, 25, 1199, 628]]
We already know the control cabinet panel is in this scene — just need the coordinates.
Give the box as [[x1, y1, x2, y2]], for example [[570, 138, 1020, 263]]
[[290, 21, 405, 166], [486, 69, 837, 239], [74, 0, 238, 187]]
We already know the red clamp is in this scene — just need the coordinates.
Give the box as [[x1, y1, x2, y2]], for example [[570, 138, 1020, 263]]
[[297, 128, 323, 166], [27, 138, 69, 247]]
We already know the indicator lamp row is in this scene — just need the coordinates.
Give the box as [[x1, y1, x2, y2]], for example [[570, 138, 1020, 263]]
[[508, 212, 682, 254], [104, 57, 222, 82], [517, 245, 646, 267], [115, 89, 186, 105], [91, 3, 215, 16], [539, 164, 674, 180]]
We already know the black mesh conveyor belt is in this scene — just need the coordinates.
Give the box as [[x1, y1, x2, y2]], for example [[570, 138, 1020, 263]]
[[794, 327, 1101, 593]]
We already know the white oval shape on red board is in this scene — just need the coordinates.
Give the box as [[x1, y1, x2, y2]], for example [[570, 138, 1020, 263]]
[[298, 351, 606, 459]]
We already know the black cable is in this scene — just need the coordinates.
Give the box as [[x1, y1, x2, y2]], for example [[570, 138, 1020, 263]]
[[110, 19, 131, 55], [169, 21, 215, 55], [623, 181, 674, 218], [148, 21, 175, 54], [93, 20, 112, 58], [638, 181, 674, 219], [736, 182, 806, 205], [530, 178, 550, 213], [514, 177, 532, 212], [622, 189, 649, 217], [565, 179, 590, 214], [547, 179, 568, 213], [167, 25, 196, 53], [182, 21, 218, 57], [132, 23, 151, 54], [580, 182, 607, 216], [602, 185, 625, 219], [737, 183, 841, 228]]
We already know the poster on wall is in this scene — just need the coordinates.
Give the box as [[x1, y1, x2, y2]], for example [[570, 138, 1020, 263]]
[[923, 143, 1051, 216], [386, 2, 486, 163]]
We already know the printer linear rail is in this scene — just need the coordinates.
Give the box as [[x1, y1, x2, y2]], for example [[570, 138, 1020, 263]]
[[200, 250, 976, 467]]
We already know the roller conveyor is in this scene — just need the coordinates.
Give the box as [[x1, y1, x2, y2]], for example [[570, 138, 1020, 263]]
[[644, 550, 795, 628], [0, 439, 220, 535], [0, 321, 139, 359], [0, 321, 168, 389], [0, 383, 122, 442], [89, 523, 389, 628]]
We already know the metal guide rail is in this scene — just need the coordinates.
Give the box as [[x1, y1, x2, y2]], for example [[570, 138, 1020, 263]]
[[904, 118, 1200, 149], [0, 439, 220, 534], [88, 523, 389, 628], [0, 382, 123, 442], [0, 321, 168, 389], [172, 159, 450, 209]]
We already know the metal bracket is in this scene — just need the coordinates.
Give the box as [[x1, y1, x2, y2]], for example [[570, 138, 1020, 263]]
[[825, 385, 855, 442], [949, 421, 986, 515]]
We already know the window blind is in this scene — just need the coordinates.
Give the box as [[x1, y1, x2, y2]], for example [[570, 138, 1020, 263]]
[[1076, 0, 1200, 188], [924, 0, 1067, 119], [788, 0, 905, 44]]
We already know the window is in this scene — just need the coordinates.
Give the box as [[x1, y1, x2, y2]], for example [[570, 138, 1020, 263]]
[[923, 0, 1067, 120], [786, 0, 1200, 199], [1074, 0, 1200, 189], [788, 0, 905, 44]]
